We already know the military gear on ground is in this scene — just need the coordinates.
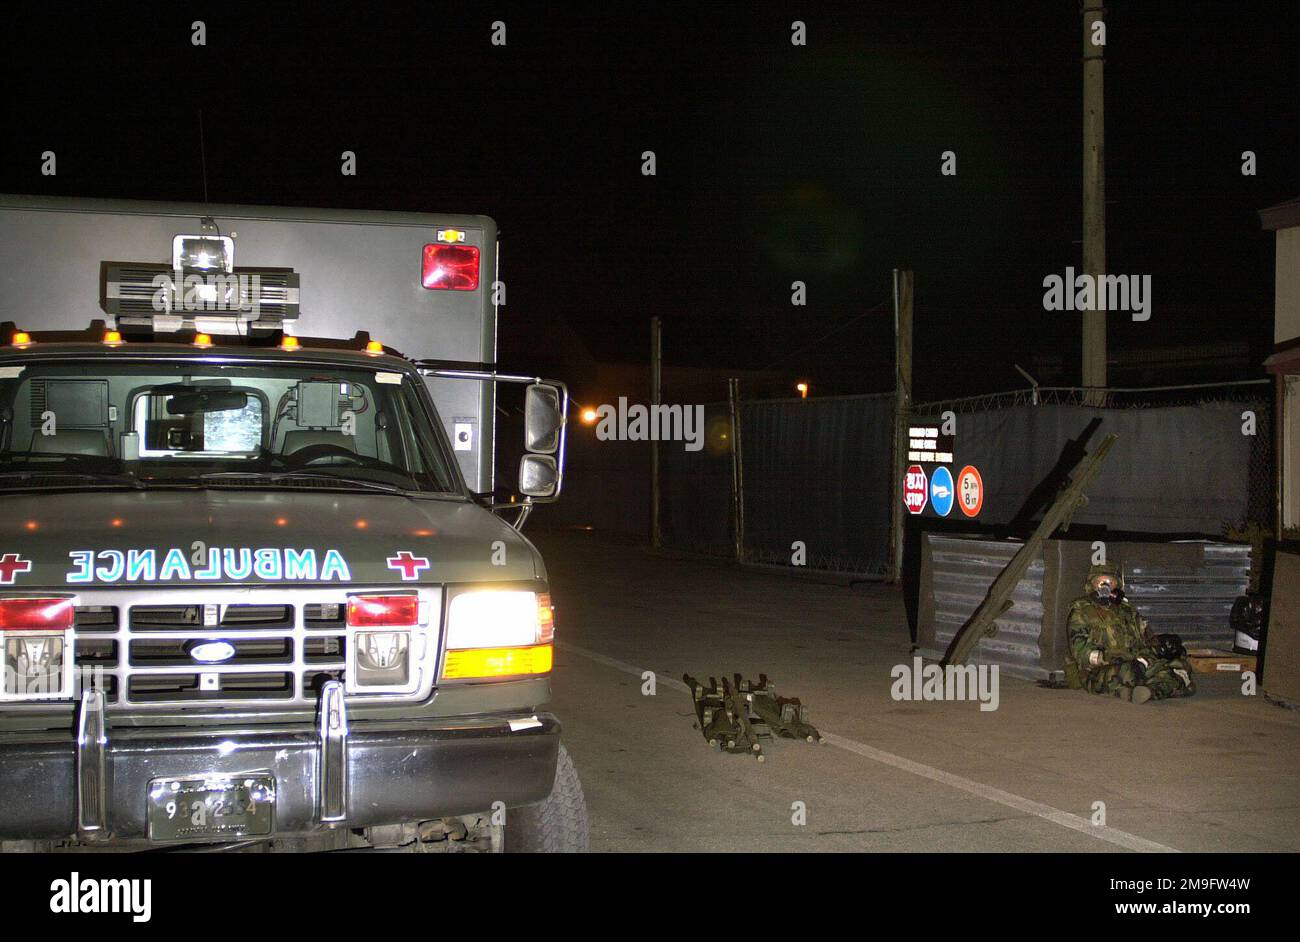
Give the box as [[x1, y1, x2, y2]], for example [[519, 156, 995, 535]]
[[684, 673, 823, 758], [1230, 593, 1265, 653], [1066, 580, 1196, 702], [737, 674, 824, 744], [684, 674, 755, 756], [1153, 633, 1187, 662], [721, 675, 764, 759]]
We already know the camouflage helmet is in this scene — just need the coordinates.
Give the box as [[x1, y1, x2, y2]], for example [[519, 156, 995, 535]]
[[1084, 561, 1124, 592]]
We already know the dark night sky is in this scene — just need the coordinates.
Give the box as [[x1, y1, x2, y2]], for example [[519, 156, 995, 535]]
[[2, 1, 1297, 401]]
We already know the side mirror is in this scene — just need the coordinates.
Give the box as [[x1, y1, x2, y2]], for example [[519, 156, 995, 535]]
[[524, 383, 563, 454], [518, 454, 558, 498]]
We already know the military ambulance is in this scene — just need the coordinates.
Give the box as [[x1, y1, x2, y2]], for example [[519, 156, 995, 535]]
[[0, 194, 587, 852]]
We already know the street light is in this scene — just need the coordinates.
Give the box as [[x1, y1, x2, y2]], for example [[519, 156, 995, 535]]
[[795, 382, 809, 399]]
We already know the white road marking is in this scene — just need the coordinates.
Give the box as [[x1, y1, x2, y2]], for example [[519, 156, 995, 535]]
[[558, 641, 1180, 853]]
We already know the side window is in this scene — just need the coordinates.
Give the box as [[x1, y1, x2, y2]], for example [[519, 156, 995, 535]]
[[390, 384, 454, 487]]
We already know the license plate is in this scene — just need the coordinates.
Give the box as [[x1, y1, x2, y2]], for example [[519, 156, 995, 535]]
[[147, 774, 275, 842]]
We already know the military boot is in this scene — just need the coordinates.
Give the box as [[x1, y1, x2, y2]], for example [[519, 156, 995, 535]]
[[1117, 685, 1153, 704]]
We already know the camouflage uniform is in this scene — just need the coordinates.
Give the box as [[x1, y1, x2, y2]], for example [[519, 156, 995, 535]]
[[1066, 563, 1195, 702]]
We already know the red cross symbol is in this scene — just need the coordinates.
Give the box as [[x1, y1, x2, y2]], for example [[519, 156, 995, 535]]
[[0, 553, 32, 584], [386, 551, 430, 581]]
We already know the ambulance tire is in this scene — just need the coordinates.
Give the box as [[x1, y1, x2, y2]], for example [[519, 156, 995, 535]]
[[504, 744, 589, 853]]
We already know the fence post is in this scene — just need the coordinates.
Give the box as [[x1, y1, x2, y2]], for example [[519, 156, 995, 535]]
[[890, 270, 914, 583], [728, 377, 746, 563], [650, 316, 662, 549]]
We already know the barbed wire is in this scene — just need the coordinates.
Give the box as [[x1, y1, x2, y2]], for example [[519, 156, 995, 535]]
[[911, 380, 1271, 415]]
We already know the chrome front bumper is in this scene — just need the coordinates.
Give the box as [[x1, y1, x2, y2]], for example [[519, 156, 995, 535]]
[[0, 682, 560, 842]]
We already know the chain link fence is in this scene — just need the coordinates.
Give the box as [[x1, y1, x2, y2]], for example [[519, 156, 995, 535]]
[[738, 394, 893, 574], [910, 381, 1274, 536], [659, 401, 733, 557], [659, 380, 1274, 576]]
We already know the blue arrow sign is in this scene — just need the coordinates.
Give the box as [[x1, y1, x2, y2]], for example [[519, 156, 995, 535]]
[[930, 465, 955, 517]]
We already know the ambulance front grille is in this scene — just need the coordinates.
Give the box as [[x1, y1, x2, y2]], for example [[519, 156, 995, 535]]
[[52, 587, 441, 711], [129, 604, 294, 631]]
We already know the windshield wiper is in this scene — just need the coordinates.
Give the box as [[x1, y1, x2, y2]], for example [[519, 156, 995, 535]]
[[0, 470, 144, 489], [195, 471, 407, 494]]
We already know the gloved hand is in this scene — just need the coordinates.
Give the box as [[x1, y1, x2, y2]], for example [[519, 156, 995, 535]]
[[1107, 653, 1148, 682]]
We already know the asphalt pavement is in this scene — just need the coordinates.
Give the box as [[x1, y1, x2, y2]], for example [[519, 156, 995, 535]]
[[533, 528, 1300, 852]]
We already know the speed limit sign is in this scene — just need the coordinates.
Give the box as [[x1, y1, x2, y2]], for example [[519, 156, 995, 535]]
[[956, 465, 984, 517]]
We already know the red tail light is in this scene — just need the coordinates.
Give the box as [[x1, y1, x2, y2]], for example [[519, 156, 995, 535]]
[[421, 244, 480, 291], [0, 598, 74, 631], [347, 595, 418, 628]]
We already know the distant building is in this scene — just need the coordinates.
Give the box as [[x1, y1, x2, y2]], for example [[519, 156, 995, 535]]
[[1260, 197, 1300, 537]]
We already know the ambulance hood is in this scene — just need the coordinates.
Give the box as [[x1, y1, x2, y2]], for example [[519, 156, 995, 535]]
[[0, 489, 542, 589]]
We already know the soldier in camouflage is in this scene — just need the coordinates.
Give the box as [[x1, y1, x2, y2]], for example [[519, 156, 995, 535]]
[[1066, 562, 1195, 703]]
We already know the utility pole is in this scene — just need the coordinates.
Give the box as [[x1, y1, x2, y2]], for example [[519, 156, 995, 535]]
[[650, 316, 662, 549], [727, 377, 746, 564], [889, 269, 914, 583], [1082, 2, 1107, 401]]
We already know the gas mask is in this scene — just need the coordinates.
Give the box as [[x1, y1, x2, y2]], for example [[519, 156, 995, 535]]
[[1092, 581, 1122, 606]]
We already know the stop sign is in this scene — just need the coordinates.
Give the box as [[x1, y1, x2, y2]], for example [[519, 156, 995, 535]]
[[904, 464, 928, 515]]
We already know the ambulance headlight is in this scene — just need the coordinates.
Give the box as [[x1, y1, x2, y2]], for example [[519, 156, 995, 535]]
[[446, 590, 547, 649], [441, 590, 553, 681], [172, 234, 234, 272]]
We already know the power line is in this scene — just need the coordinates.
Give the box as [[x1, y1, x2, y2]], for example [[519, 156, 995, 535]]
[[763, 297, 891, 370]]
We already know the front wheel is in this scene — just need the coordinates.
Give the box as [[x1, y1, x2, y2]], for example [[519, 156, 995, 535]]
[[504, 744, 589, 853]]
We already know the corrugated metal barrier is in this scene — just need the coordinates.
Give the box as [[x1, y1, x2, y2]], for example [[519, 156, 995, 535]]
[[918, 535, 1250, 678]]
